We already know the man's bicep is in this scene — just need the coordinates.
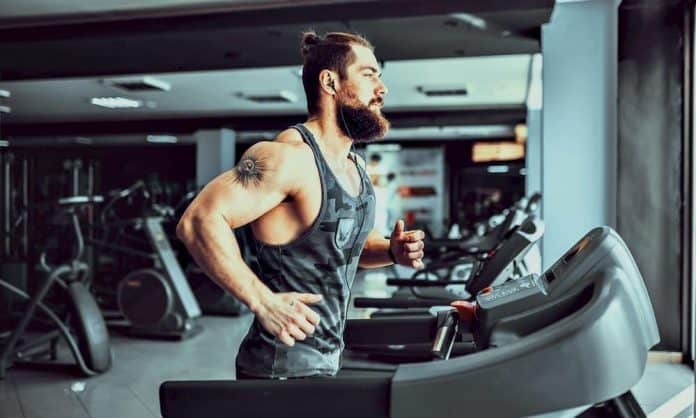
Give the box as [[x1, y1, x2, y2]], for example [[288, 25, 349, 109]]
[[189, 142, 294, 228], [195, 174, 286, 229]]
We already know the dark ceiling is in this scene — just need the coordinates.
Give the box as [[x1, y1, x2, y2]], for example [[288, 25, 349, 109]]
[[0, 0, 554, 80], [0, 0, 554, 135]]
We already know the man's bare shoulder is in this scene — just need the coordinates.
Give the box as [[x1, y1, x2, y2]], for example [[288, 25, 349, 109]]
[[274, 128, 305, 145], [239, 140, 297, 176], [273, 128, 314, 162], [236, 131, 312, 187], [244, 138, 293, 157]]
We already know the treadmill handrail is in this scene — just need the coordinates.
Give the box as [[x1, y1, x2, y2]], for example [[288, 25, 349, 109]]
[[389, 271, 658, 418], [354, 297, 455, 309]]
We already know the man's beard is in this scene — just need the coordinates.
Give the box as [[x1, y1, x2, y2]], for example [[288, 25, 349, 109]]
[[335, 92, 390, 143]]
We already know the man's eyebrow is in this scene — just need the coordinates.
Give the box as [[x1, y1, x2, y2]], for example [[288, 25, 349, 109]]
[[359, 65, 382, 76]]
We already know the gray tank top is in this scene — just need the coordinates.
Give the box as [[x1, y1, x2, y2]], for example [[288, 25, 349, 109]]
[[235, 124, 376, 378]]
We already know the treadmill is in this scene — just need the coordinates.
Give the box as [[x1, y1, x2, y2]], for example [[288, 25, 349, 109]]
[[416, 200, 538, 289], [355, 215, 544, 313], [428, 201, 526, 261], [160, 226, 659, 418]]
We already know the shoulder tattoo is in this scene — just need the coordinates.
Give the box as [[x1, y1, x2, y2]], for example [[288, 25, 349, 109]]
[[232, 153, 266, 188]]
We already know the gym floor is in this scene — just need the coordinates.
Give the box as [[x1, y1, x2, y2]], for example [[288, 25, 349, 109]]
[[0, 272, 694, 418], [0, 270, 381, 418], [0, 315, 252, 418]]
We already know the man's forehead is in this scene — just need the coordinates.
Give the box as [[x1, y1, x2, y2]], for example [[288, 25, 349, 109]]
[[349, 44, 381, 72]]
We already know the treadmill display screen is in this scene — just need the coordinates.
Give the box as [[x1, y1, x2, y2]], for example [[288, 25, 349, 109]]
[[563, 236, 592, 264]]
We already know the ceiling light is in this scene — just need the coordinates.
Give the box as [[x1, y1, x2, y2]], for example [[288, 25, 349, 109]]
[[75, 137, 93, 145], [0, 89, 10, 98], [0, 140, 9, 147], [236, 90, 297, 103], [416, 85, 468, 97], [91, 97, 143, 109], [102, 76, 171, 92], [0, 105, 10, 113], [146, 135, 178, 144], [448, 13, 487, 30]]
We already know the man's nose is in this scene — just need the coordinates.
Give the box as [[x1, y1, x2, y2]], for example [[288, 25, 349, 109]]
[[376, 79, 388, 97]]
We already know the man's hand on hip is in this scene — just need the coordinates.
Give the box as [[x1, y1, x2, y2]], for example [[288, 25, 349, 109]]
[[255, 292, 322, 347]]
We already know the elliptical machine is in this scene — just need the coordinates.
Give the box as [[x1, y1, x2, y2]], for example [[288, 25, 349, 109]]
[[0, 196, 111, 378], [91, 181, 202, 340]]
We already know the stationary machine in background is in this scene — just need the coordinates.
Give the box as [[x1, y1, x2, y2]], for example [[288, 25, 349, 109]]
[[0, 196, 111, 378], [355, 215, 545, 316], [425, 194, 542, 284], [182, 264, 248, 316], [169, 190, 249, 317], [354, 195, 545, 318], [91, 181, 202, 340], [160, 227, 659, 418], [0, 151, 29, 324], [352, 215, 545, 360]]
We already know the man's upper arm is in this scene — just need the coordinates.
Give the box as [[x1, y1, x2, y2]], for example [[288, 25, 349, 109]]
[[184, 140, 301, 228]]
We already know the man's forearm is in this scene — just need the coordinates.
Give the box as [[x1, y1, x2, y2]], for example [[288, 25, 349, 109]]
[[178, 214, 272, 313], [358, 236, 393, 268]]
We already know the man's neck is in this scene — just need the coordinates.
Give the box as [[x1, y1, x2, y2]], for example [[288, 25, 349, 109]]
[[304, 113, 354, 165]]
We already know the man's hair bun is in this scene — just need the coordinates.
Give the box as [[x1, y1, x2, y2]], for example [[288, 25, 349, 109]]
[[301, 31, 320, 56]]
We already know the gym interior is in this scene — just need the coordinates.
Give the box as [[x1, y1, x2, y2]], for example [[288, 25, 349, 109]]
[[0, 0, 694, 417]]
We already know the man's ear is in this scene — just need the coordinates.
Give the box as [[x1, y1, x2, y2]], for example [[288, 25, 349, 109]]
[[319, 70, 339, 95]]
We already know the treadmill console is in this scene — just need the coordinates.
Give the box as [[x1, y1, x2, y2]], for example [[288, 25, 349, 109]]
[[476, 274, 544, 310], [465, 216, 545, 295], [474, 274, 546, 344], [542, 228, 604, 294], [473, 228, 610, 348]]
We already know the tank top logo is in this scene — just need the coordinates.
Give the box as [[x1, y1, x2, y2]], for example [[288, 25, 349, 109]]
[[335, 218, 355, 248]]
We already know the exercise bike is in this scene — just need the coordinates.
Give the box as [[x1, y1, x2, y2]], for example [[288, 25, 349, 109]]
[[0, 196, 111, 378]]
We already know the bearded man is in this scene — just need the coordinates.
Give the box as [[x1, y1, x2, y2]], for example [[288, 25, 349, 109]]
[[177, 31, 426, 379]]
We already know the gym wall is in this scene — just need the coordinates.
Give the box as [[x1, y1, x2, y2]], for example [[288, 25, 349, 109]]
[[617, 0, 689, 351]]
